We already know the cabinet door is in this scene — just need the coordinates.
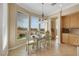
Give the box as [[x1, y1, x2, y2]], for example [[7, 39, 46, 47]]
[[62, 16, 70, 28], [69, 34, 79, 45], [70, 13, 78, 28], [77, 37, 79, 45], [62, 34, 69, 43], [77, 13, 79, 28]]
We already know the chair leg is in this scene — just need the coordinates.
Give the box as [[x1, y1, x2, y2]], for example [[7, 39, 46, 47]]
[[26, 44, 30, 55]]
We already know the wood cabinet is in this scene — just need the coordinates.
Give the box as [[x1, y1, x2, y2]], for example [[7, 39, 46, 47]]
[[62, 12, 79, 28], [62, 33, 79, 45], [69, 34, 79, 45], [70, 13, 78, 28], [62, 16, 70, 28], [77, 13, 79, 28], [62, 12, 79, 46], [62, 33, 69, 43]]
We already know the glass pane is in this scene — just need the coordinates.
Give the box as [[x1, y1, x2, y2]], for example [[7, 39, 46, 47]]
[[31, 16, 39, 29], [40, 21, 45, 33], [31, 16, 39, 34], [16, 12, 29, 40]]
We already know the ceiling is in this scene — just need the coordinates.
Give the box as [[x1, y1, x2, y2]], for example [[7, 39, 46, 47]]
[[17, 3, 79, 16]]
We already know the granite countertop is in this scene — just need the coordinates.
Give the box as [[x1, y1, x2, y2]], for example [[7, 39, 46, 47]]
[[63, 32, 79, 35]]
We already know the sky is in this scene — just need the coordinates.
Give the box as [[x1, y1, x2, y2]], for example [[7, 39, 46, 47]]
[[31, 16, 39, 28], [17, 12, 45, 29]]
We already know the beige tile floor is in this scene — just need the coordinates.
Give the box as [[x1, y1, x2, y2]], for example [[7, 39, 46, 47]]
[[8, 40, 77, 56]]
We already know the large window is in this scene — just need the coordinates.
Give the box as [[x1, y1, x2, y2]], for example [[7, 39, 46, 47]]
[[31, 16, 39, 34], [16, 13, 47, 40], [31, 16, 39, 29], [16, 12, 29, 40], [40, 21, 45, 29], [17, 13, 29, 29]]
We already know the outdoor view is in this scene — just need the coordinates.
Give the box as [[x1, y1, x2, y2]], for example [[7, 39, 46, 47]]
[[16, 12, 45, 41]]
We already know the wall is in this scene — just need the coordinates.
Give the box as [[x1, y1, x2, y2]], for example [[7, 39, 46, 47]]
[[62, 4, 79, 16], [8, 4, 17, 49]]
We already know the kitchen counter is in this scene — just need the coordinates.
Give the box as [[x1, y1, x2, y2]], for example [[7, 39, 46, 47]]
[[63, 32, 79, 35], [62, 33, 79, 46]]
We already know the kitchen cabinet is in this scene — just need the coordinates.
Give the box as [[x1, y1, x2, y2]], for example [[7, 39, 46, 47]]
[[62, 16, 70, 28], [62, 12, 79, 46], [62, 33, 79, 45], [77, 13, 79, 28], [62, 12, 79, 28], [69, 34, 79, 45], [62, 33, 69, 43], [70, 13, 78, 28]]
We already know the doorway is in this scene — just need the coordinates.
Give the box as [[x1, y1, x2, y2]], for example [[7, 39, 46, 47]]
[[51, 18, 56, 40]]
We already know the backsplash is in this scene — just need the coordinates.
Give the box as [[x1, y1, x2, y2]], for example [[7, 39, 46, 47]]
[[70, 29, 79, 34], [62, 28, 70, 33], [62, 28, 79, 34]]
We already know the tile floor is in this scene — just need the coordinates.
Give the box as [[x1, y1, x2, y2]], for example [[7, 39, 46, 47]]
[[8, 40, 77, 56]]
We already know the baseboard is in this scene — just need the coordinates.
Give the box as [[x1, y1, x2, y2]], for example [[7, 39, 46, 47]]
[[8, 43, 26, 51]]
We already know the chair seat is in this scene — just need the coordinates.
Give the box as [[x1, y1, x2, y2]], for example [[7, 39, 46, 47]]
[[26, 40, 37, 45]]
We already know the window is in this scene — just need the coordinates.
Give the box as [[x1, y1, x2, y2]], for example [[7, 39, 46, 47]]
[[31, 16, 39, 29], [16, 12, 29, 40], [17, 12, 29, 29], [31, 16, 39, 34]]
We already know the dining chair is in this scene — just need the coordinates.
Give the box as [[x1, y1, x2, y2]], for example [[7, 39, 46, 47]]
[[26, 34, 37, 55]]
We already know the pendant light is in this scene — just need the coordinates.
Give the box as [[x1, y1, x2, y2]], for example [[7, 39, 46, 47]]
[[40, 3, 48, 23]]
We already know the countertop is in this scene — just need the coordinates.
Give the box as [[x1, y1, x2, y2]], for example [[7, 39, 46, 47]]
[[62, 32, 79, 35]]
